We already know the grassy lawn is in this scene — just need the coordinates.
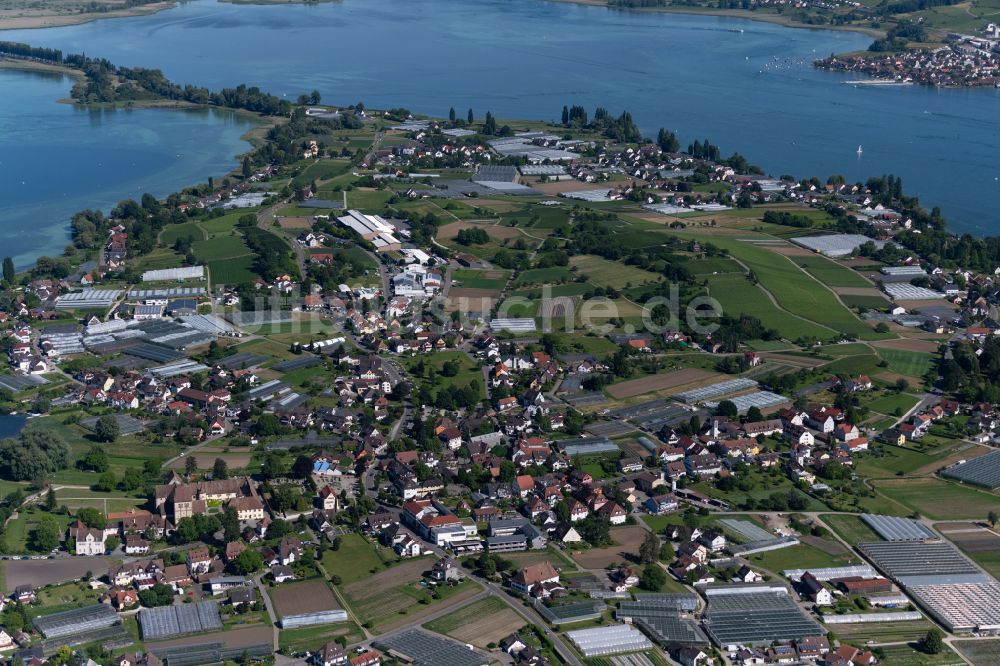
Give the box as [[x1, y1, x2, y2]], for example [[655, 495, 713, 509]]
[[321, 533, 392, 584], [291, 160, 351, 188], [877, 348, 934, 378], [23, 416, 179, 487], [199, 210, 255, 236], [855, 445, 939, 478], [866, 392, 920, 416], [423, 597, 508, 634], [280, 365, 329, 387], [345, 189, 393, 211], [873, 477, 1000, 520], [960, 548, 1000, 580], [821, 514, 882, 545], [193, 233, 252, 262], [6, 506, 72, 553], [825, 354, 882, 376], [866, 643, 964, 666], [497, 297, 537, 319], [132, 247, 188, 272], [832, 620, 937, 646], [565, 334, 620, 357], [680, 232, 890, 340], [746, 541, 857, 573], [160, 221, 206, 245], [209, 255, 257, 286], [452, 269, 510, 290], [953, 639, 1000, 666], [691, 473, 828, 511], [821, 343, 872, 357], [705, 273, 831, 341], [840, 294, 892, 310], [399, 351, 484, 401], [568, 255, 662, 290], [515, 267, 575, 286], [790, 254, 872, 288], [680, 256, 742, 276], [35, 580, 98, 613], [278, 621, 365, 654]]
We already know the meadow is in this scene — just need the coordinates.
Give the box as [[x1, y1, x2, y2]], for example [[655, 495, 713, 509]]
[[873, 477, 1000, 520], [790, 253, 872, 288], [705, 273, 831, 341], [877, 348, 934, 378], [678, 232, 891, 340]]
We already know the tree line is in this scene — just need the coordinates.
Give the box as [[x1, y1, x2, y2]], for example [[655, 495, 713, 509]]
[[0, 41, 292, 116]]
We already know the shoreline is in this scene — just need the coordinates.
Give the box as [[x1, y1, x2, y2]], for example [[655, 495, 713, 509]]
[[2, 55, 280, 272], [0, 1, 177, 31], [0, 58, 86, 80], [546, 0, 885, 39]]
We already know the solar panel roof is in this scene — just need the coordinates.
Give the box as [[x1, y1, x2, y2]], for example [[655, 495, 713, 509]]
[[941, 451, 1000, 489], [862, 514, 937, 541], [859, 541, 979, 579], [376, 630, 489, 666], [703, 588, 823, 646]]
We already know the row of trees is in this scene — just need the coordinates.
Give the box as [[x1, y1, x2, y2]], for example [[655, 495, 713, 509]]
[[558, 104, 642, 142]]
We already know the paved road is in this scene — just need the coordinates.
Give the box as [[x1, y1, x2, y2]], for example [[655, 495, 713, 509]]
[[160, 433, 226, 470], [254, 573, 280, 650]]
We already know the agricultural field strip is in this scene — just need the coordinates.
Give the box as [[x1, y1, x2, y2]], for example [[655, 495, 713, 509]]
[[677, 231, 885, 338]]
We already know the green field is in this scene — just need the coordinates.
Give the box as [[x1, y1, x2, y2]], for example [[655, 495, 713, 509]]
[[278, 622, 365, 654], [873, 477, 1000, 520], [291, 160, 351, 187], [681, 233, 890, 340], [498, 297, 537, 318], [878, 348, 934, 378], [705, 273, 831, 341], [161, 221, 206, 245], [825, 354, 882, 376], [569, 255, 663, 289], [822, 343, 873, 357], [832, 620, 937, 646], [345, 189, 393, 210], [840, 294, 892, 311], [961, 549, 1000, 580], [514, 266, 575, 286], [423, 597, 509, 634], [193, 234, 252, 262], [867, 392, 920, 415], [321, 533, 392, 584], [209, 256, 257, 286], [866, 643, 964, 666], [746, 540, 857, 572], [133, 247, 188, 272], [400, 351, 485, 401], [855, 445, 938, 478], [680, 256, 742, 275], [792, 254, 872, 288], [953, 639, 1000, 666], [821, 514, 882, 545], [5, 506, 72, 553], [199, 210, 255, 237], [452, 269, 509, 290]]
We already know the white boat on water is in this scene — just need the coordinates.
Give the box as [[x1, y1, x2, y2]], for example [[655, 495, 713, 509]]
[[857, 145, 863, 156]]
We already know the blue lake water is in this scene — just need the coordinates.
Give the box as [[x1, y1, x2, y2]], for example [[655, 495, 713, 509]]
[[0, 414, 28, 439], [2, 0, 1000, 251], [0, 69, 258, 268]]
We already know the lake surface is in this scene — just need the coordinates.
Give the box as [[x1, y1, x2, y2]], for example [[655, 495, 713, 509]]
[[0, 414, 28, 439], [3, 0, 1000, 245], [0, 69, 258, 268]]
